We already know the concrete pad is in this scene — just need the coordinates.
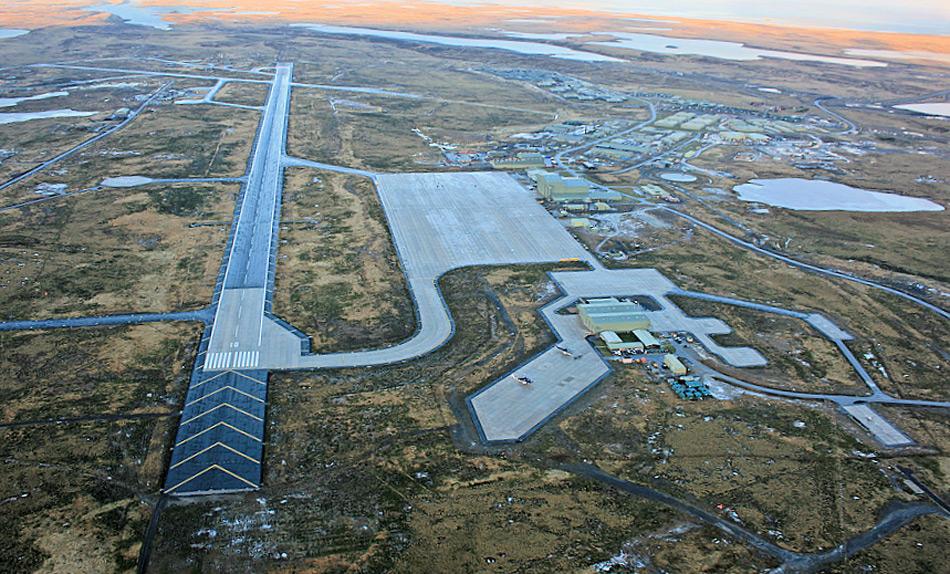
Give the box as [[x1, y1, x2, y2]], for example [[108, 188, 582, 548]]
[[807, 313, 853, 341], [843, 404, 913, 447], [375, 171, 592, 278], [101, 175, 155, 187], [268, 171, 593, 369], [469, 299, 609, 442]]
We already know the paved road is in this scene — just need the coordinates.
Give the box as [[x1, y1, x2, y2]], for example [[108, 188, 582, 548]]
[[282, 155, 378, 179], [566, 462, 941, 574], [175, 78, 263, 111], [0, 309, 211, 331], [669, 288, 881, 394], [554, 96, 656, 173], [609, 133, 702, 175], [0, 82, 171, 193], [660, 207, 950, 320], [204, 63, 293, 371], [814, 97, 858, 134]]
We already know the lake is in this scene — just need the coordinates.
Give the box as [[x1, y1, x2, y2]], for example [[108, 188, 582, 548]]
[[0, 109, 97, 125], [0, 29, 28, 39], [733, 178, 943, 212], [587, 32, 885, 67], [660, 172, 697, 182], [293, 24, 622, 62], [0, 91, 69, 108]]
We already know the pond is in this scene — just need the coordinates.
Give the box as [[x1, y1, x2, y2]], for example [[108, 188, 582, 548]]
[[0, 109, 97, 125], [660, 172, 697, 183], [733, 178, 943, 212]]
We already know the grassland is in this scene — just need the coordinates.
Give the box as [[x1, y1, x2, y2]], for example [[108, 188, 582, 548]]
[[0, 323, 201, 574], [213, 81, 268, 107], [0, 73, 174, 183], [0, 180, 235, 320], [546, 369, 920, 554], [288, 90, 555, 172], [273, 168, 414, 352]]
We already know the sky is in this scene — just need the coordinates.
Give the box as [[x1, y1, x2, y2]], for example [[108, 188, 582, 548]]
[[449, 0, 950, 35]]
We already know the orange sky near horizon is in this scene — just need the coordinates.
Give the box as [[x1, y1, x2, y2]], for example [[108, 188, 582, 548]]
[[1, 0, 947, 55]]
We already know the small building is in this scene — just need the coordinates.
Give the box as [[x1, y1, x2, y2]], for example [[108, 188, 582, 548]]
[[633, 329, 660, 348], [491, 152, 547, 170], [577, 298, 651, 333], [568, 217, 590, 228], [664, 354, 688, 375], [600, 331, 645, 352]]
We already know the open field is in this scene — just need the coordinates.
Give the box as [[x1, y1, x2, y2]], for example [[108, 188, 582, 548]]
[[669, 295, 867, 395], [214, 81, 268, 107], [288, 91, 555, 171], [546, 369, 922, 554], [0, 323, 200, 574], [0, 180, 235, 320], [0, 70, 178, 183], [0, 93, 256, 207], [274, 168, 414, 352], [825, 515, 950, 574]]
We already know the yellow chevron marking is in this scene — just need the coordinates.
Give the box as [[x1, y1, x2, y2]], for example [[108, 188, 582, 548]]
[[175, 421, 262, 447], [186, 385, 265, 407], [180, 403, 262, 426], [170, 441, 260, 470]]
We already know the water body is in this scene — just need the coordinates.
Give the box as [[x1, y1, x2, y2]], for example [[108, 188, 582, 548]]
[[292, 23, 622, 62], [85, 1, 200, 30], [660, 172, 697, 182], [893, 103, 950, 118], [845, 49, 950, 66], [734, 178, 943, 212], [0, 110, 97, 125], [0, 29, 29, 39], [450, 0, 948, 35], [0, 91, 69, 108], [587, 32, 885, 67]]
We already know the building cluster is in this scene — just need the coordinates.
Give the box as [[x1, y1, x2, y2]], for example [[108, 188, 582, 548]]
[[575, 297, 705, 399], [577, 297, 659, 354], [528, 170, 622, 204], [484, 68, 628, 103]]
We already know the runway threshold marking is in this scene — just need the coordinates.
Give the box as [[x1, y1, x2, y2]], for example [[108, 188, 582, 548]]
[[169, 441, 261, 470], [204, 351, 260, 371]]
